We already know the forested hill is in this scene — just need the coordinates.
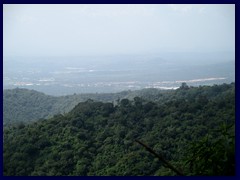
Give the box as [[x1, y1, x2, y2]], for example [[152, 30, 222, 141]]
[[3, 83, 235, 126], [3, 88, 57, 126], [3, 88, 131, 126], [3, 83, 235, 176], [3, 87, 175, 126]]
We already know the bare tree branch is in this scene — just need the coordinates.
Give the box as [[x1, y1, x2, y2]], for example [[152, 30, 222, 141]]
[[135, 139, 184, 176]]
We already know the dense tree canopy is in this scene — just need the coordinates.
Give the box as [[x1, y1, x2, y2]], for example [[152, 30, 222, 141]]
[[3, 83, 235, 176]]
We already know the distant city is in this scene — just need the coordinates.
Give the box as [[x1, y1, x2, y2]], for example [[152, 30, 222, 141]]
[[4, 75, 228, 91], [3, 54, 234, 95]]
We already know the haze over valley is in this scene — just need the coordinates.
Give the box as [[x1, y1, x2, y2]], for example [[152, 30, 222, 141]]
[[4, 4, 235, 95], [3, 52, 234, 95]]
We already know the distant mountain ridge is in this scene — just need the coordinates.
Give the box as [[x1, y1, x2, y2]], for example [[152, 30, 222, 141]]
[[3, 88, 123, 126], [3, 83, 234, 126]]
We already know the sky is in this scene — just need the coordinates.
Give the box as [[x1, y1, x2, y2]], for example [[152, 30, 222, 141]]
[[3, 4, 235, 57]]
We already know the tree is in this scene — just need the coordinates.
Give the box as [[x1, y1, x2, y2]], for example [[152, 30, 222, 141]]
[[179, 82, 189, 90]]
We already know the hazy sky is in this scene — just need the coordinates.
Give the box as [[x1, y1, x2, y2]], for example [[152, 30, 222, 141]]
[[3, 4, 235, 57]]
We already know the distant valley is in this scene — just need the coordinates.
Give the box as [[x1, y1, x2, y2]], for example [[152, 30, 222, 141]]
[[3, 53, 235, 95]]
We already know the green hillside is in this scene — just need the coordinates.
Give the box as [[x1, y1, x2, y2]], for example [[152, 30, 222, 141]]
[[3, 87, 175, 126], [3, 88, 126, 126], [3, 83, 235, 176]]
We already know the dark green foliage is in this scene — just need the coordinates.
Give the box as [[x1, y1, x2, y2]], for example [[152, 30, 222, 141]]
[[184, 123, 235, 175], [3, 83, 235, 176]]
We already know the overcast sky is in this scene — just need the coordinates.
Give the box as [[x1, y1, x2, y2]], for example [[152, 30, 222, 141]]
[[3, 4, 235, 57]]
